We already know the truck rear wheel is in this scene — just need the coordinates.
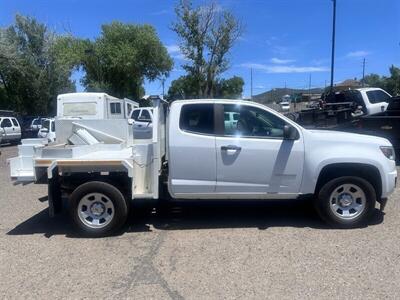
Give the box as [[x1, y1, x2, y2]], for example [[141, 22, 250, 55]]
[[69, 181, 128, 237], [315, 176, 376, 228]]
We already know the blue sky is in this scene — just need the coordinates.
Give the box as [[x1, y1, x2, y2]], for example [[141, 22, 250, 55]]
[[1, 0, 399, 97]]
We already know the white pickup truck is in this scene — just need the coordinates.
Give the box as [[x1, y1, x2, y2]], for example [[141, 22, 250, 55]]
[[9, 97, 397, 236]]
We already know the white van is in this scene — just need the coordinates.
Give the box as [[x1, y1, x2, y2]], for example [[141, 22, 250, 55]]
[[57, 93, 139, 120]]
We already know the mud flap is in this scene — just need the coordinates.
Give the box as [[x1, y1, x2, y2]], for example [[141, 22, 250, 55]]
[[378, 198, 388, 212], [48, 168, 62, 217]]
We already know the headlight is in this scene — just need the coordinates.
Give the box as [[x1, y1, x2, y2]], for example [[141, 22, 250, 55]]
[[380, 146, 395, 160]]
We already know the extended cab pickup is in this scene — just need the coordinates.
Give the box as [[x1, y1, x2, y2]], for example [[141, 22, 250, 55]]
[[9, 97, 397, 236]]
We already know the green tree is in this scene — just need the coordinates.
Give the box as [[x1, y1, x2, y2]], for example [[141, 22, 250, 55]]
[[385, 65, 400, 96], [167, 75, 244, 101], [78, 22, 173, 99], [362, 65, 400, 96], [0, 15, 75, 115], [172, 0, 242, 98], [217, 76, 244, 99]]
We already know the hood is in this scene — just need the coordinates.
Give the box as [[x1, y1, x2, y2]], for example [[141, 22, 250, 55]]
[[305, 129, 392, 147]]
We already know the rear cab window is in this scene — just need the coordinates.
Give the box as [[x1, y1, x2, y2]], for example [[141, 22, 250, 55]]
[[179, 104, 214, 135]]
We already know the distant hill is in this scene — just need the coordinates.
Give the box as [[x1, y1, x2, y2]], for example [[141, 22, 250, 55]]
[[252, 87, 324, 104]]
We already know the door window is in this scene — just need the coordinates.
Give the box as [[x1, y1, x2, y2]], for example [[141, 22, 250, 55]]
[[179, 104, 214, 135], [1, 118, 12, 128], [367, 90, 391, 104], [11, 118, 19, 127], [223, 104, 285, 138]]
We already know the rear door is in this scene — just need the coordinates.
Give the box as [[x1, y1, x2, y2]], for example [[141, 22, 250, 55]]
[[0, 118, 14, 141], [11, 118, 21, 139], [215, 103, 304, 197], [168, 102, 216, 196]]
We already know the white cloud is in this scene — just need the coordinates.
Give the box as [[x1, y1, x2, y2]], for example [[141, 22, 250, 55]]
[[166, 45, 180, 54], [270, 57, 295, 64], [346, 50, 370, 58], [150, 9, 170, 16], [166, 44, 188, 61], [240, 63, 329, 73]]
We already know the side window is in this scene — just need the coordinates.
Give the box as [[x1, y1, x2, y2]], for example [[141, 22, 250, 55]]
[[131, 110, 140, 121], [223, 104, 285, 138], [139, 110, 151, 121], [180, 104, 214, 135], [373, 90, 390, 103], [110, 102, 121, 114], [11, 118, 19, 127], [1, 118, 12, 128], [51, 121, 55, 132], [127, 103, 132, 116]]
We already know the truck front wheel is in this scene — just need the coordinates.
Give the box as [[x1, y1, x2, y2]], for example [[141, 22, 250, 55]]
[[69, 181, 129, 237], [315, 176, 376, 228]]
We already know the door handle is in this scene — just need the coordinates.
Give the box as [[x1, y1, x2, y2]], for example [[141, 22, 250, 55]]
[[221, 145, 241, 151]]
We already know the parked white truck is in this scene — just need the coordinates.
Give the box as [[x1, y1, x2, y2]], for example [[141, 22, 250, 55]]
[[9, 96, 397, 236]]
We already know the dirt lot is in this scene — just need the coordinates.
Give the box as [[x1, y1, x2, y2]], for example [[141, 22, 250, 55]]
[[1, 144, 400, 299]]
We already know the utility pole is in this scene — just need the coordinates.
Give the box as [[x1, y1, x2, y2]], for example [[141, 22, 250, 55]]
[[330, 0, 337, 92], [362, 58, 366, 87], [308, 74, 312, 102], [250, 68, 253, 100]]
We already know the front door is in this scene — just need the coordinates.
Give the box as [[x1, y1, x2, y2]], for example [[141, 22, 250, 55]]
[[215, 103, 304, 197]]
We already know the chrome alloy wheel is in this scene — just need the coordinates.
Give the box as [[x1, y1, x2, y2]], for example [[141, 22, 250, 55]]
[[77, 193, 115, 228], [329, 183, 366, 220]]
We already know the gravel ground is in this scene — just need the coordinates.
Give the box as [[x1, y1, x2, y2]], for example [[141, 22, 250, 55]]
[[1, 144, 400, 299]]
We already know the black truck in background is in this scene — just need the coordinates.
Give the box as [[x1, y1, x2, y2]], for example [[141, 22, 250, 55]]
[[356, 96, 400, 155]]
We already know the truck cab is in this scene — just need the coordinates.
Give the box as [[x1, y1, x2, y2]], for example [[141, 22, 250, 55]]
[[356, 88, 391, 115]]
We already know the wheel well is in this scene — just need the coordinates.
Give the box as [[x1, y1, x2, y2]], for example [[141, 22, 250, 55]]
[[316, 163, 382, 198], [59, 172, 132, 200]]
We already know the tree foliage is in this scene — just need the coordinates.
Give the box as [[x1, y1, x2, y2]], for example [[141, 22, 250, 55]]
[[78, 22, 173, 99], [0, 15, 75, 115], [167, 75, 243, 101], [363, 65, 400, 96], [172, 0, 242, 98]]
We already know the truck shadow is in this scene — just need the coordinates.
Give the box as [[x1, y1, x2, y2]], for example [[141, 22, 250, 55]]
[[7, 199, 385, 238], [127, 199, 385, 232]]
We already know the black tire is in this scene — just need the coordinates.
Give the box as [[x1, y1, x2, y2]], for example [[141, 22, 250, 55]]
[[69, 181, 129, 237], [315, 176, 376, 228]]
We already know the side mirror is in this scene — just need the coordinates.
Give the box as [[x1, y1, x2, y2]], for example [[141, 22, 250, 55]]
[[283, 125, 298, 140], [128, 118, 135, 125]]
